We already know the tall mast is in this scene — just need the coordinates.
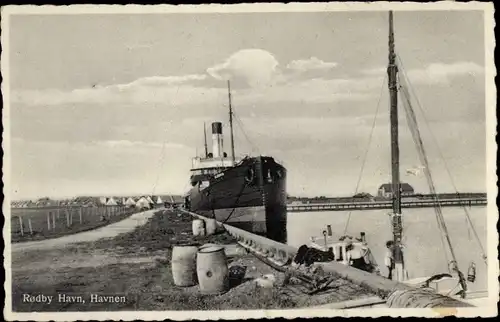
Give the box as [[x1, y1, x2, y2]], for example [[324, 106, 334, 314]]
[[203, 122, 208, 157], [387, 10, 405, 280], [227, 80, 236, 164]]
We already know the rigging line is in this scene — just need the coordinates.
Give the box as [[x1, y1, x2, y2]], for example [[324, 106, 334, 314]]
[[234, 115, 260, 154], [399, 73, 467, 287], [398, 80, 451, 268], [221, 179, 252, 223], [399, 64, 487, 266], [234, 115, 255, 149], [398, 74, 452, 263], [397, 55, 488, 263], [343, 73, 387, 235]]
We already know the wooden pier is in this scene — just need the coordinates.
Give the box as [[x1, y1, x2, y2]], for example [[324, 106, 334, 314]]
[[286, 198, 487, 213]]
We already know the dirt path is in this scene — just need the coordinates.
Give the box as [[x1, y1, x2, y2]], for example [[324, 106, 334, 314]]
[[11, 209, 158, 253]]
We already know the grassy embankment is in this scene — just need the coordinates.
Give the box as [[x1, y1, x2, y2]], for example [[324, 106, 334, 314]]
[[11, 210, 298, 311], [12, 210, 376, 311]]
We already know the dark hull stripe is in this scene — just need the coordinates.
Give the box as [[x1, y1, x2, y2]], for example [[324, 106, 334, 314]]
[[196, 206, 268, 234]]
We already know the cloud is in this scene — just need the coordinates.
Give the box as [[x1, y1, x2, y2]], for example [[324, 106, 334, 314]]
[[112, 74, 208, 90], [96, 140, 189, 150], [207, 49, 280, 88], [286, 57, 338, 72], [10, 49, 373, 108], [205, 51, 339, 88], [10, 138, 195, 199], [11, 81, 223, 107], [361, 67, 386, 76], [361, 62, 484, 85], [407, 62, 484, 84], [244, 77, 380, 104], [14, 52, 481, 113]]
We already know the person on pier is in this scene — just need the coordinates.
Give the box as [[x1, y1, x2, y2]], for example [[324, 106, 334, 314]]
[[384, 240, 395, 280], [346, 240, 378, 274]]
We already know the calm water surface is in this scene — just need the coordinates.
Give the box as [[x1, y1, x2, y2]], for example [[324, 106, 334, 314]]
[[287, 206, 488, 293]]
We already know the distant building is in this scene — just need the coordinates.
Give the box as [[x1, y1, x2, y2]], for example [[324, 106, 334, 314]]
[[124, 197, 137, 207], [105, 197, 118, 206], [136, 196, 152, 210], [378, 183, 415, 198]]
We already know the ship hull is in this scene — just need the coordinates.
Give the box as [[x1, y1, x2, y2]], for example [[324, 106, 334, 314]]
[[186, 156, 287, 242]]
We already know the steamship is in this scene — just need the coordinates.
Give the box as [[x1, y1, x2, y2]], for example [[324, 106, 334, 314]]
[[184, 82, 287, 242]]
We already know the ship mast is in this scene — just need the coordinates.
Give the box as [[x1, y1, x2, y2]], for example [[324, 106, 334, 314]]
[[227, 80, 236, 164], [387, 10, 405, 281], [203, 122, 208, 158]]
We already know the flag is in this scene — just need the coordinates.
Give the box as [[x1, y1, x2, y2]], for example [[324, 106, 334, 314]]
[[405, 165, 425, 176]]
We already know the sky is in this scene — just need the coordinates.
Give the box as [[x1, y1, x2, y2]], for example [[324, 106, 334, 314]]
[[7, 10, 488, 199]]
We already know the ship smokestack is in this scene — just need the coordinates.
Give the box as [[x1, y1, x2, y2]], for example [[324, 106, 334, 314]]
[[211, 122, 224, 158]]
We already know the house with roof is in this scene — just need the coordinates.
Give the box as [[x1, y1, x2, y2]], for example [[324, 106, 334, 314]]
[[377, 183, 415, 199], [105, 197, 118, 206], [124, 197, 137, 207], [136, 196, 153, 210]]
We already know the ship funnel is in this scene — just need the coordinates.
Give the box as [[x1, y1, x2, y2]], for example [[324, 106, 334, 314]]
[[211, 122, 224, 158]]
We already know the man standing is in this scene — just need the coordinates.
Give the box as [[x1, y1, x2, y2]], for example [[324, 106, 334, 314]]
[[384, 240, 395, 280]]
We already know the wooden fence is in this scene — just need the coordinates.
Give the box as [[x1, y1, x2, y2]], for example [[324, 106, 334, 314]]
[[10, 205, 137, 242]]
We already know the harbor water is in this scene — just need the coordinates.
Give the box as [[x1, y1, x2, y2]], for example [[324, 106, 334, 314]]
[[287, 206, 488, 293]]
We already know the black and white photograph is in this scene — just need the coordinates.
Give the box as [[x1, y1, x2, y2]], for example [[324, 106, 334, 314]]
[[2, 2, 497, 320]]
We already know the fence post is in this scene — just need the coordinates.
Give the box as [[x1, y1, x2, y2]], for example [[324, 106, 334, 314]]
[[28, 218, 33, 235], [79, 208, 83, 224], [18, 216, 24, 236], [66, 209, 70, 227], [52, 211, 56, 229], [47, 212, 52, 231], [70, 209, 73, 226]]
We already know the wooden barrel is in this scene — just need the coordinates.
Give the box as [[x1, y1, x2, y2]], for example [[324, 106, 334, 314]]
[[205, 218, 217, 236], [196, 246, 229, 294], [199, 243, 218, 250], [192, 219, 205, 237], [171, 245, 198, 287]]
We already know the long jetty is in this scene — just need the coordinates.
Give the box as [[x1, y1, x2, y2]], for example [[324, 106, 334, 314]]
[[287, 197, 487, 213], [182, 209, 474, 309]]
